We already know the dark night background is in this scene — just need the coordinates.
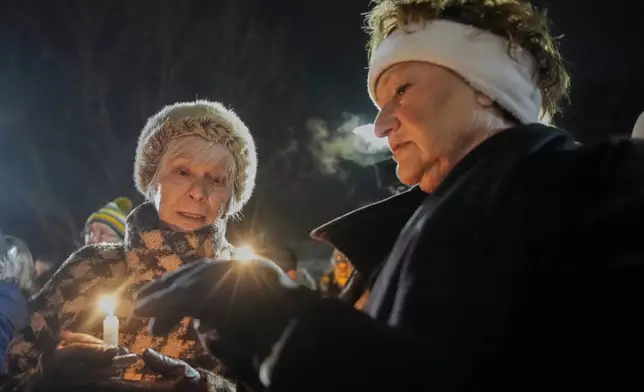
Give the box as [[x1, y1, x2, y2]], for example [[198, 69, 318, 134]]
[[0, 0, 643, 265]]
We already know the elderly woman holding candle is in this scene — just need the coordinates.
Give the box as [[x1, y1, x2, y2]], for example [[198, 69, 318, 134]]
[[2, 100, 257, 392]]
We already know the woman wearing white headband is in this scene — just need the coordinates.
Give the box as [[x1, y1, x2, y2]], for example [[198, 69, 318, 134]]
[[132, 1, 644, 391]]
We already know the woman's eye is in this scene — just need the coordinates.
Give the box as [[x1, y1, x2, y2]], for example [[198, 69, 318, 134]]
[[211, 176, 225, 185], [177, 168, 190, 176], [395, 83, 412, 98]]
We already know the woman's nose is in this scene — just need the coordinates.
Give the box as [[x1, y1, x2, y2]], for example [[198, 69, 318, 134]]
[[187, 178, 207, 201], [374, 103, 399, 138]]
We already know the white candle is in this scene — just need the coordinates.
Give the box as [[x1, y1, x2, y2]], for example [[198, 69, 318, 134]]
[[103, 314, 119, 346], [98, 295, 119, 346]]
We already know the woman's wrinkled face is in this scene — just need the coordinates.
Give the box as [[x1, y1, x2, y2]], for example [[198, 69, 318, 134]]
[[374, 61, 497, 192], [85, 222, 121, 245], [152, 140, 234, 232]]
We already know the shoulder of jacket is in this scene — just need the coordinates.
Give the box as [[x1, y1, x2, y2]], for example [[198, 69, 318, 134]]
[[523, 137, 644, 191], [63, 243, 125, 268], [32, 244, 126, 301]]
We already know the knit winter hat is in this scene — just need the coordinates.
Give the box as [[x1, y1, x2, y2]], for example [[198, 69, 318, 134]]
[[85, 197, 133, 239], [134, 100, 257, 216]]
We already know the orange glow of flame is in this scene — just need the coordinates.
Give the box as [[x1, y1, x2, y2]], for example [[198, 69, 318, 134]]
[[98, 295, 116, 315]]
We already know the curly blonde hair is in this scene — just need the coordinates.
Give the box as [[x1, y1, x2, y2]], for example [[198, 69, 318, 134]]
[[365, 0, 570, 118]]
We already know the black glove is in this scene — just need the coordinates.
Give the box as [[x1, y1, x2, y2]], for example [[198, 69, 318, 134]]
[[35, 332, 206, 392], [36, 332, 148, 392], [82, 350, 206, 392], [134, 258, 317, 364], [136, 349, 205, 392]]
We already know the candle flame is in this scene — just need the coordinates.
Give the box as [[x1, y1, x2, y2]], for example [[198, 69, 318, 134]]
[[98, 295, 116, 315], [235, 245, 256, 262]]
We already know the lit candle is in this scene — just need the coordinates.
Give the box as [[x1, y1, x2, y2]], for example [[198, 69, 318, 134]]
[[98, 295, 119, 346], [235, 245, 256, 262]]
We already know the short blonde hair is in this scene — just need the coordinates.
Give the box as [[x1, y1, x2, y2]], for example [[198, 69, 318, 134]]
[[365, 0, 570, 118], [147, 136, 237, 216]]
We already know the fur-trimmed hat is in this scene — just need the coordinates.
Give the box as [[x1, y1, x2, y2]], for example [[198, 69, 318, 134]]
[[134, 100, 257, 216]]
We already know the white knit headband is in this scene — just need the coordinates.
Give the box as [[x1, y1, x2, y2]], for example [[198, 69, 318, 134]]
[[368, 20, 544, 124], [632, 111, 644, 139]]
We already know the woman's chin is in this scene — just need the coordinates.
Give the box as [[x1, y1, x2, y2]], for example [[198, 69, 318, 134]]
[[396, 166, 421, 188]]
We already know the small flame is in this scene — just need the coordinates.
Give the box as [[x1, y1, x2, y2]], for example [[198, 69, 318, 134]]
[[235, 245, 256, 262], [98, 295, 116, 315]]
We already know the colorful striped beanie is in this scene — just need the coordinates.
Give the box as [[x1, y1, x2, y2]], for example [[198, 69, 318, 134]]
[[85, 197, 133, 239]]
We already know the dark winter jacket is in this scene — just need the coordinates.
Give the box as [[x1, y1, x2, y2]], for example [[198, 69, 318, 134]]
[[264, 124, 644, 391], [0, 282, 28, 375], [3, 203, 236, 392]]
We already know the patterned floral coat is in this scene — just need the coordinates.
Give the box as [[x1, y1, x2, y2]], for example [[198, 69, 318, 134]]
[[3, 203, 236, 392]]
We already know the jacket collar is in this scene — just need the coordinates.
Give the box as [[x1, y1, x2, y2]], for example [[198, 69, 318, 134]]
[[124, 202, 231, 261], [311, 186, 427, 278]]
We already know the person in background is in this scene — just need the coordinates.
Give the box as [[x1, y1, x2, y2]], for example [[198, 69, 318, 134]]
[[83, 197, 133, 245], [318, 250, 353, 297], [0, 232, 34, 376], [318, 249, 371, 310]]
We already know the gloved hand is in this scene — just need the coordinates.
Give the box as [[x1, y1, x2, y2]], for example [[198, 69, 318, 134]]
[[40, 331, 122, 382], [134, 258, 317, 365], [132, 349, 205, 392], [86, 350, 208, 392], [38, 333, 207, 392]]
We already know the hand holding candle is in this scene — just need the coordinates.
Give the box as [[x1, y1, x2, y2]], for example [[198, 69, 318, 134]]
[[98, 295, 119, 347], [40, 331, 122, 383]]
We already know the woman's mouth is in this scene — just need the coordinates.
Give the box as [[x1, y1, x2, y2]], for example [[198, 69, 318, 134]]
[[392, 142, 411, 156], [178, 212, 205, 221]]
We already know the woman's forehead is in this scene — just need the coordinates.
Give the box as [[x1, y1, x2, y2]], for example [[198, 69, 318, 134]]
[[166, 143, 235, 171], [171, 155, 234, 171]]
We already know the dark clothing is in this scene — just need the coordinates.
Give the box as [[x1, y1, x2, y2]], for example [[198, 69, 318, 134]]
[[259, 247, 298, 274], [0, 282, 27, 375], [311, 186, 426, 279], [269, 124, 644, 391]]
